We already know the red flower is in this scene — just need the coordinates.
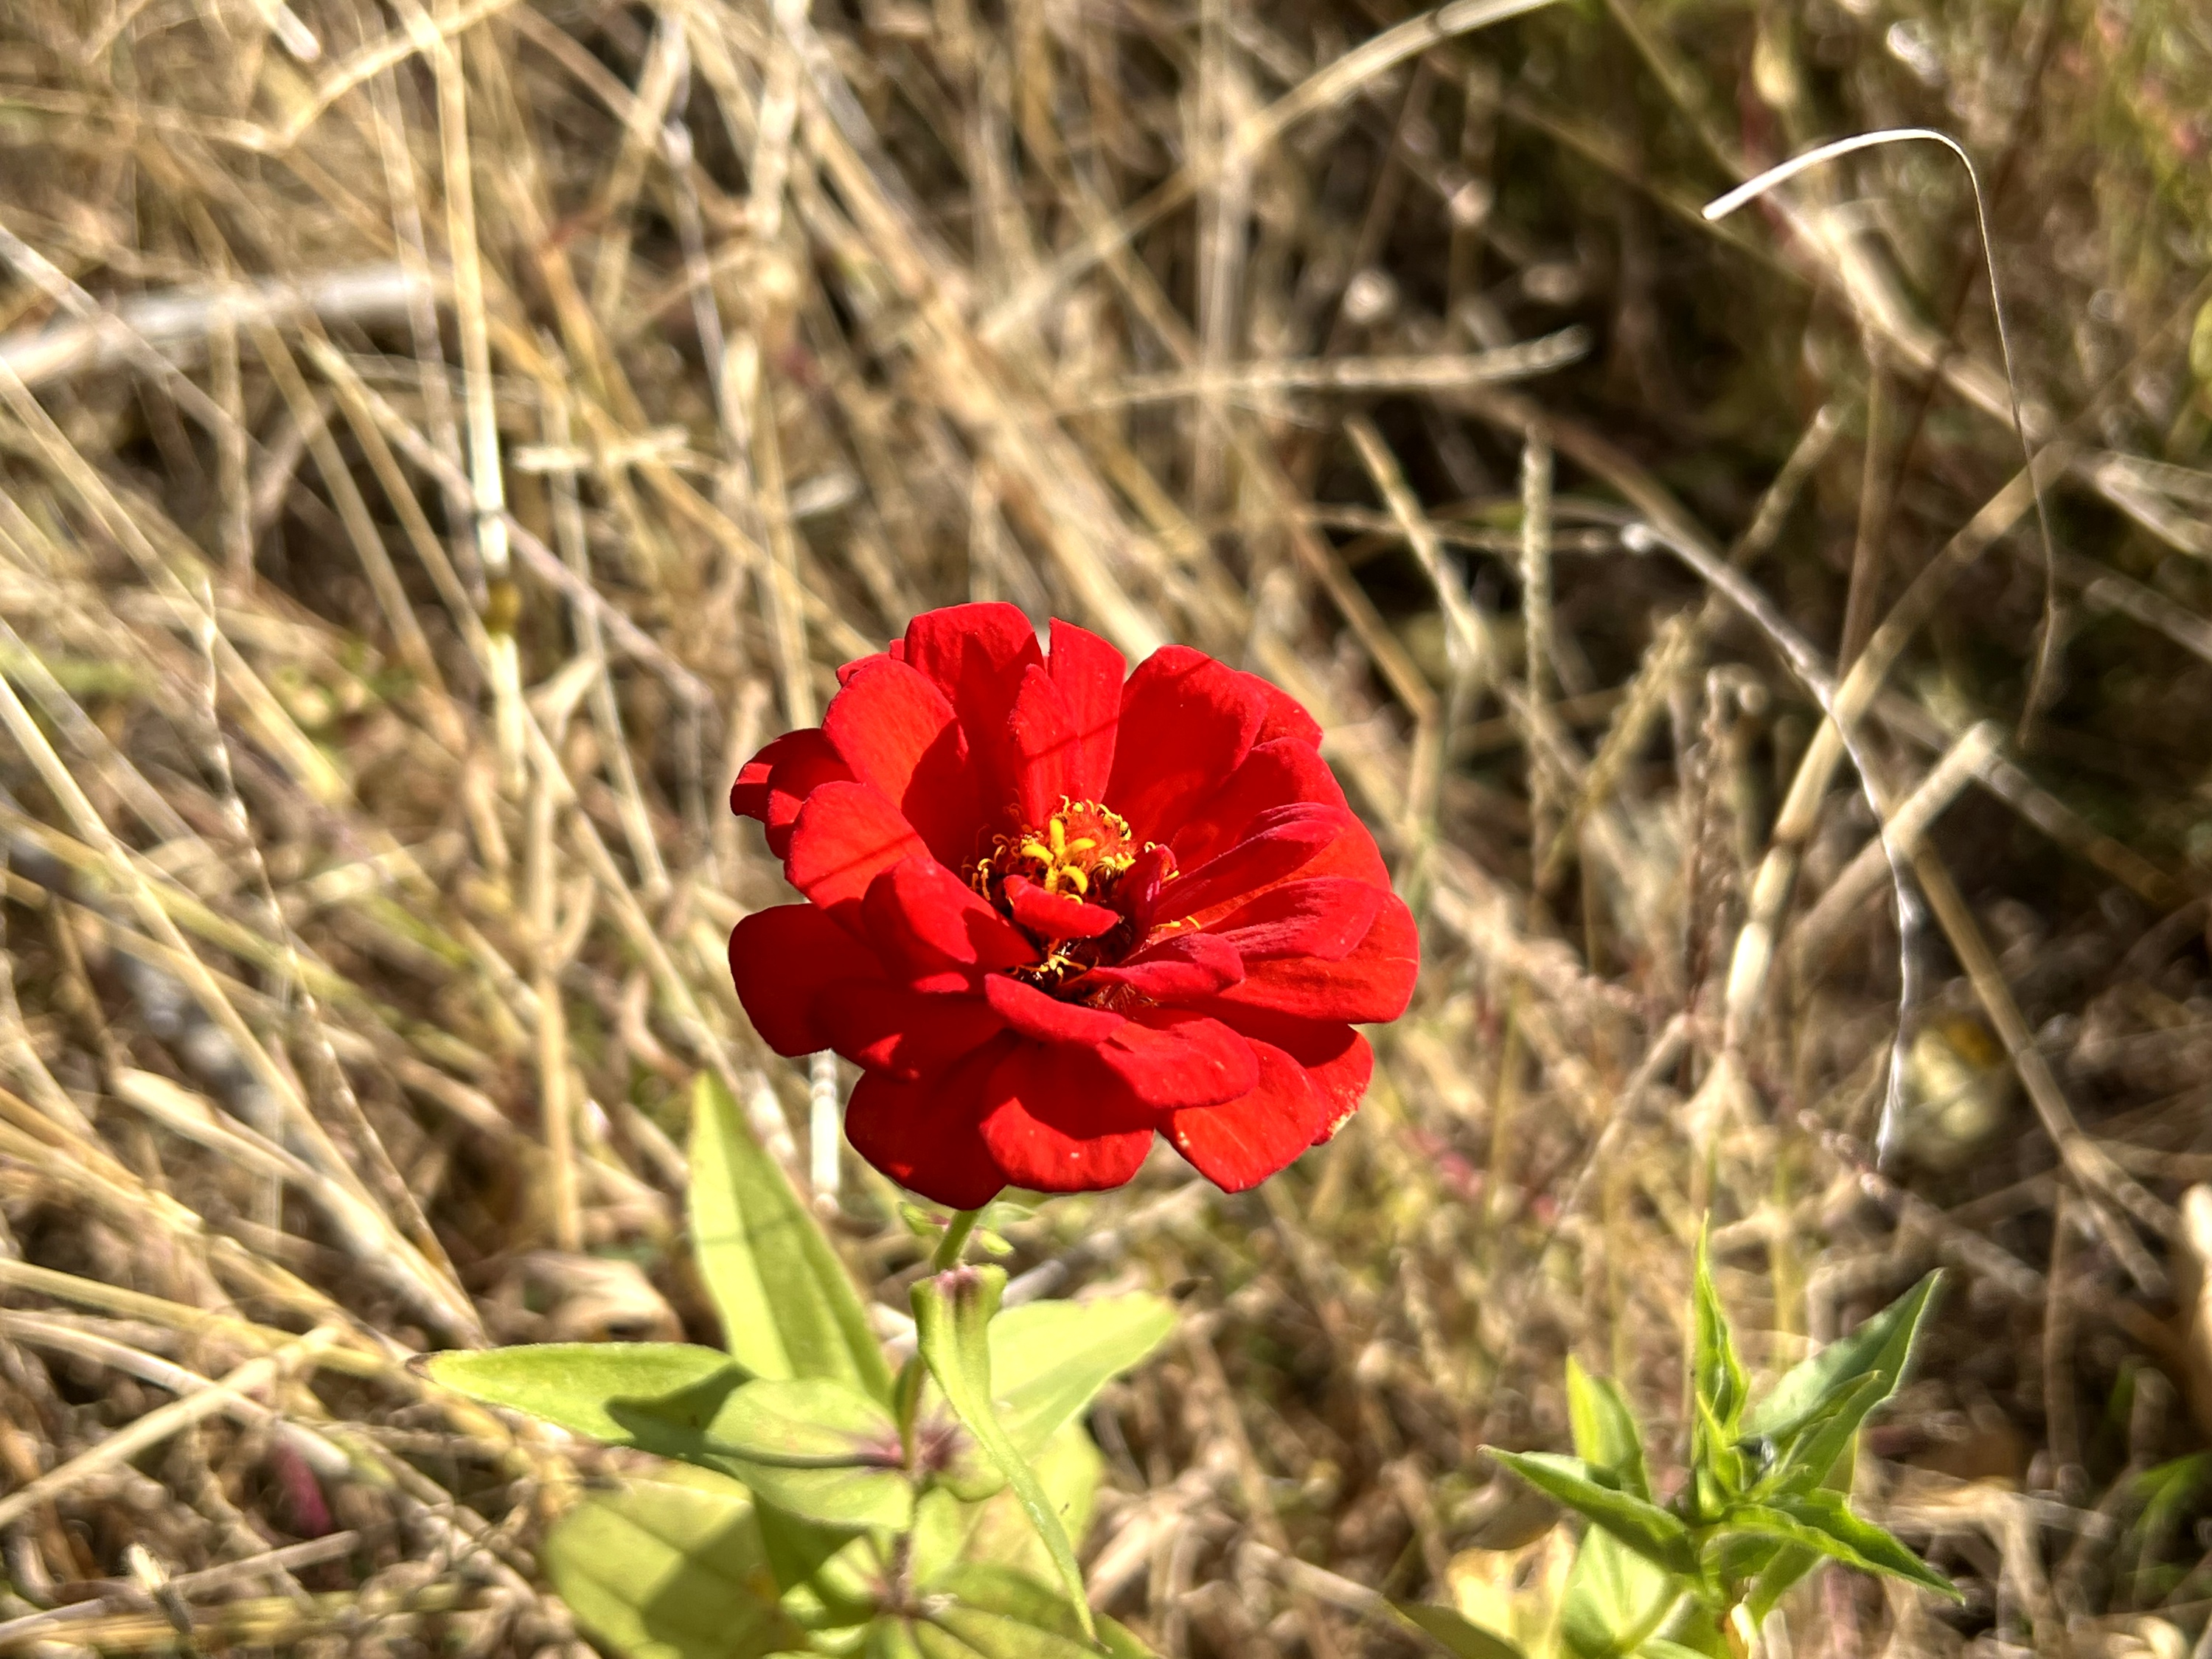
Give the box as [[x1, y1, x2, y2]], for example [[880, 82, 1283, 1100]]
[[728, 603, 1418, 1208]]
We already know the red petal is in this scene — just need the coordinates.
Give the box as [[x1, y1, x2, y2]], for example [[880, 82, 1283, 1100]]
[[1198, 1006, 1374, 1141], [1208, 877, 1386, 962], [785, 782, 931, 923], [1006, 664, 1079, 827], [1300, 1029, 1372, 1143], [1119, 843, 1180, 932], [728, 905, 885, 1055], [1004, 876, 1121, 941], [1166, 802, 1354, 920], [816, 984, 1005, 1079], [861, 858, 1036, 987], [1163, 1038, 1333, 1192], [1095, 1009, 1256, 1108], [1168, 737, 1346, 871], [1047, 619, 1124, 799], [1082, 930, 1244, 1001], [845, 1040, 1014, 1208], [731, 729, 854, 860], [1242, 672, 1324, 747], [982, 974, 1126, 1043], [978, 1044, 1155, 1192], [822, 660, 982, 867], [1214, 894, 1419, 1023], [1105, 647, 1267, 843], [901, 604, 1043, 819]]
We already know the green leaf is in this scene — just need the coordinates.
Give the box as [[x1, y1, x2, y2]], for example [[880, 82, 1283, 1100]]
[[987, 1295, 1177, 1455], [1559, 1526, 1680, 1659], [1721, 1492, 1960, 1601], [928, 1565, 1153, 1658], [1744, 1273, 1940, 1443], [867, 1614, 931, 1659], [757, 1505, 877, 1627], [1742, 1544, 1822, 1626], [1485, 1452, 1697, 1576], [690, 1073, 894, 1403], [1756, 1374, 1886, 1501], [541, 1467, 807, 1659], [1394, 1601, 1528, 1659], [1643, 1598, 1729, 1658], [1565, 1357, 1649, 1500], [914, 1426, 1105, 1590], [703, 1377, 914, 1531], [422, 1343, 747, 1455], [1690, 1231, 1747, 1437], [910, 1293, 1172, 1509], [914, 1265, 1097, 1644], [1688, 1388, 1746, 1518]]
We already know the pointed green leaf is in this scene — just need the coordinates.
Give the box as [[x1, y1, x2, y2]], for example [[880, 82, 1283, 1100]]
[[703, 1377, 914, 1531], [1565, 1358, 1649, 1500], [541, 1468, 807, 1659], [1691, 1231, 1747, 1436], [1559, 1526, 1680, 1659], [690, 1073, 893, 1402], [930, 1565, 1153, 1658], [1395, 1601, 1529, 1659], [1758, 1373, 1887, 1499], [1742, 1544, 1822, 1626], [987, 1295, 1177, 1454], [867, 1614, 931, 1659], [423, 1343, 747, 1455], [757, 1505, 877, 1627], [909, 1292, 1177, 1503], [1722, 1492, 1960, 1601], [1744, 1273, 1940, 1442], [1689, 1387, 1746, 1517], [1486, 1451, 1697, 1576], [912, 1427, 1105, 1590], [914, 1265, 1096, 1644]]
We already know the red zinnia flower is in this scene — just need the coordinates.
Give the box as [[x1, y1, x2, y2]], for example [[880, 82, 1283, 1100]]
[[728, 603, 1418, 1208]]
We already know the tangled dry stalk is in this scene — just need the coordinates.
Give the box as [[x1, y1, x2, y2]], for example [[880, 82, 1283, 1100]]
[[1, 0, 2211, 1653]]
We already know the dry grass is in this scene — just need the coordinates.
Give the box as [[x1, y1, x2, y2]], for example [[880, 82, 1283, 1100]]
[[1, 0, 2211, 1653]]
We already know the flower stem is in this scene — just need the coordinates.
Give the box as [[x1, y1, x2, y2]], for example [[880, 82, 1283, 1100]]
[[931, 1208, 981, 1273]]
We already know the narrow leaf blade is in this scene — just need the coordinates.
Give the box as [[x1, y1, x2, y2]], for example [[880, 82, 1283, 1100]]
[[1395, 1601, 1530, 1659], [1565, 1357, 1650, 1500], [914, 1265, 1097, 1644], [1486, 1451, 1697, 1576], [705, 1377, 914, 1531], [1559, 1526, 1678, 1659], [423, 1343, 746, 1458], [987, 1295, 1178, 1455], [1725, 1492, 1961, 1601], [1744, 1273, 1940, 1441], [690, 1073, 893, 1402], [541, 1469, 806, 1659], [1691, 1231, 1747, 1436], [933, 1565, 1155, 1658]]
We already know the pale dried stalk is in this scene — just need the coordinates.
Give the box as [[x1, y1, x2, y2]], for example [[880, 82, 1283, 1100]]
[[0, 1329, 340, 1531], [427, 0, 524, 782], [1792, 720, 2001, 975], [1520, 430, 1556, 878]]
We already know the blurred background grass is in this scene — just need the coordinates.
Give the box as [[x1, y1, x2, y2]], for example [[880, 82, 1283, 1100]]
[[0, 0, 2210, 1652]]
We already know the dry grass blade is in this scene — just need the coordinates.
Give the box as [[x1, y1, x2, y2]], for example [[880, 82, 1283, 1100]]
[[1, 0, 2208, 1651]]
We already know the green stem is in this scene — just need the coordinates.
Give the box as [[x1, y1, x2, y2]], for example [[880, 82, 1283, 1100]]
[[931, 1208, 981, 1273]]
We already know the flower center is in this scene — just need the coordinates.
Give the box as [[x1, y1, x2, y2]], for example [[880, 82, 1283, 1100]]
[[972, 799, 1137, 902]]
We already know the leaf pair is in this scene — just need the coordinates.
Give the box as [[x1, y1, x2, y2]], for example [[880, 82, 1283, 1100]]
[[424, 1078, 1177, 1656], [1410, 1250, 1958, 1659]]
